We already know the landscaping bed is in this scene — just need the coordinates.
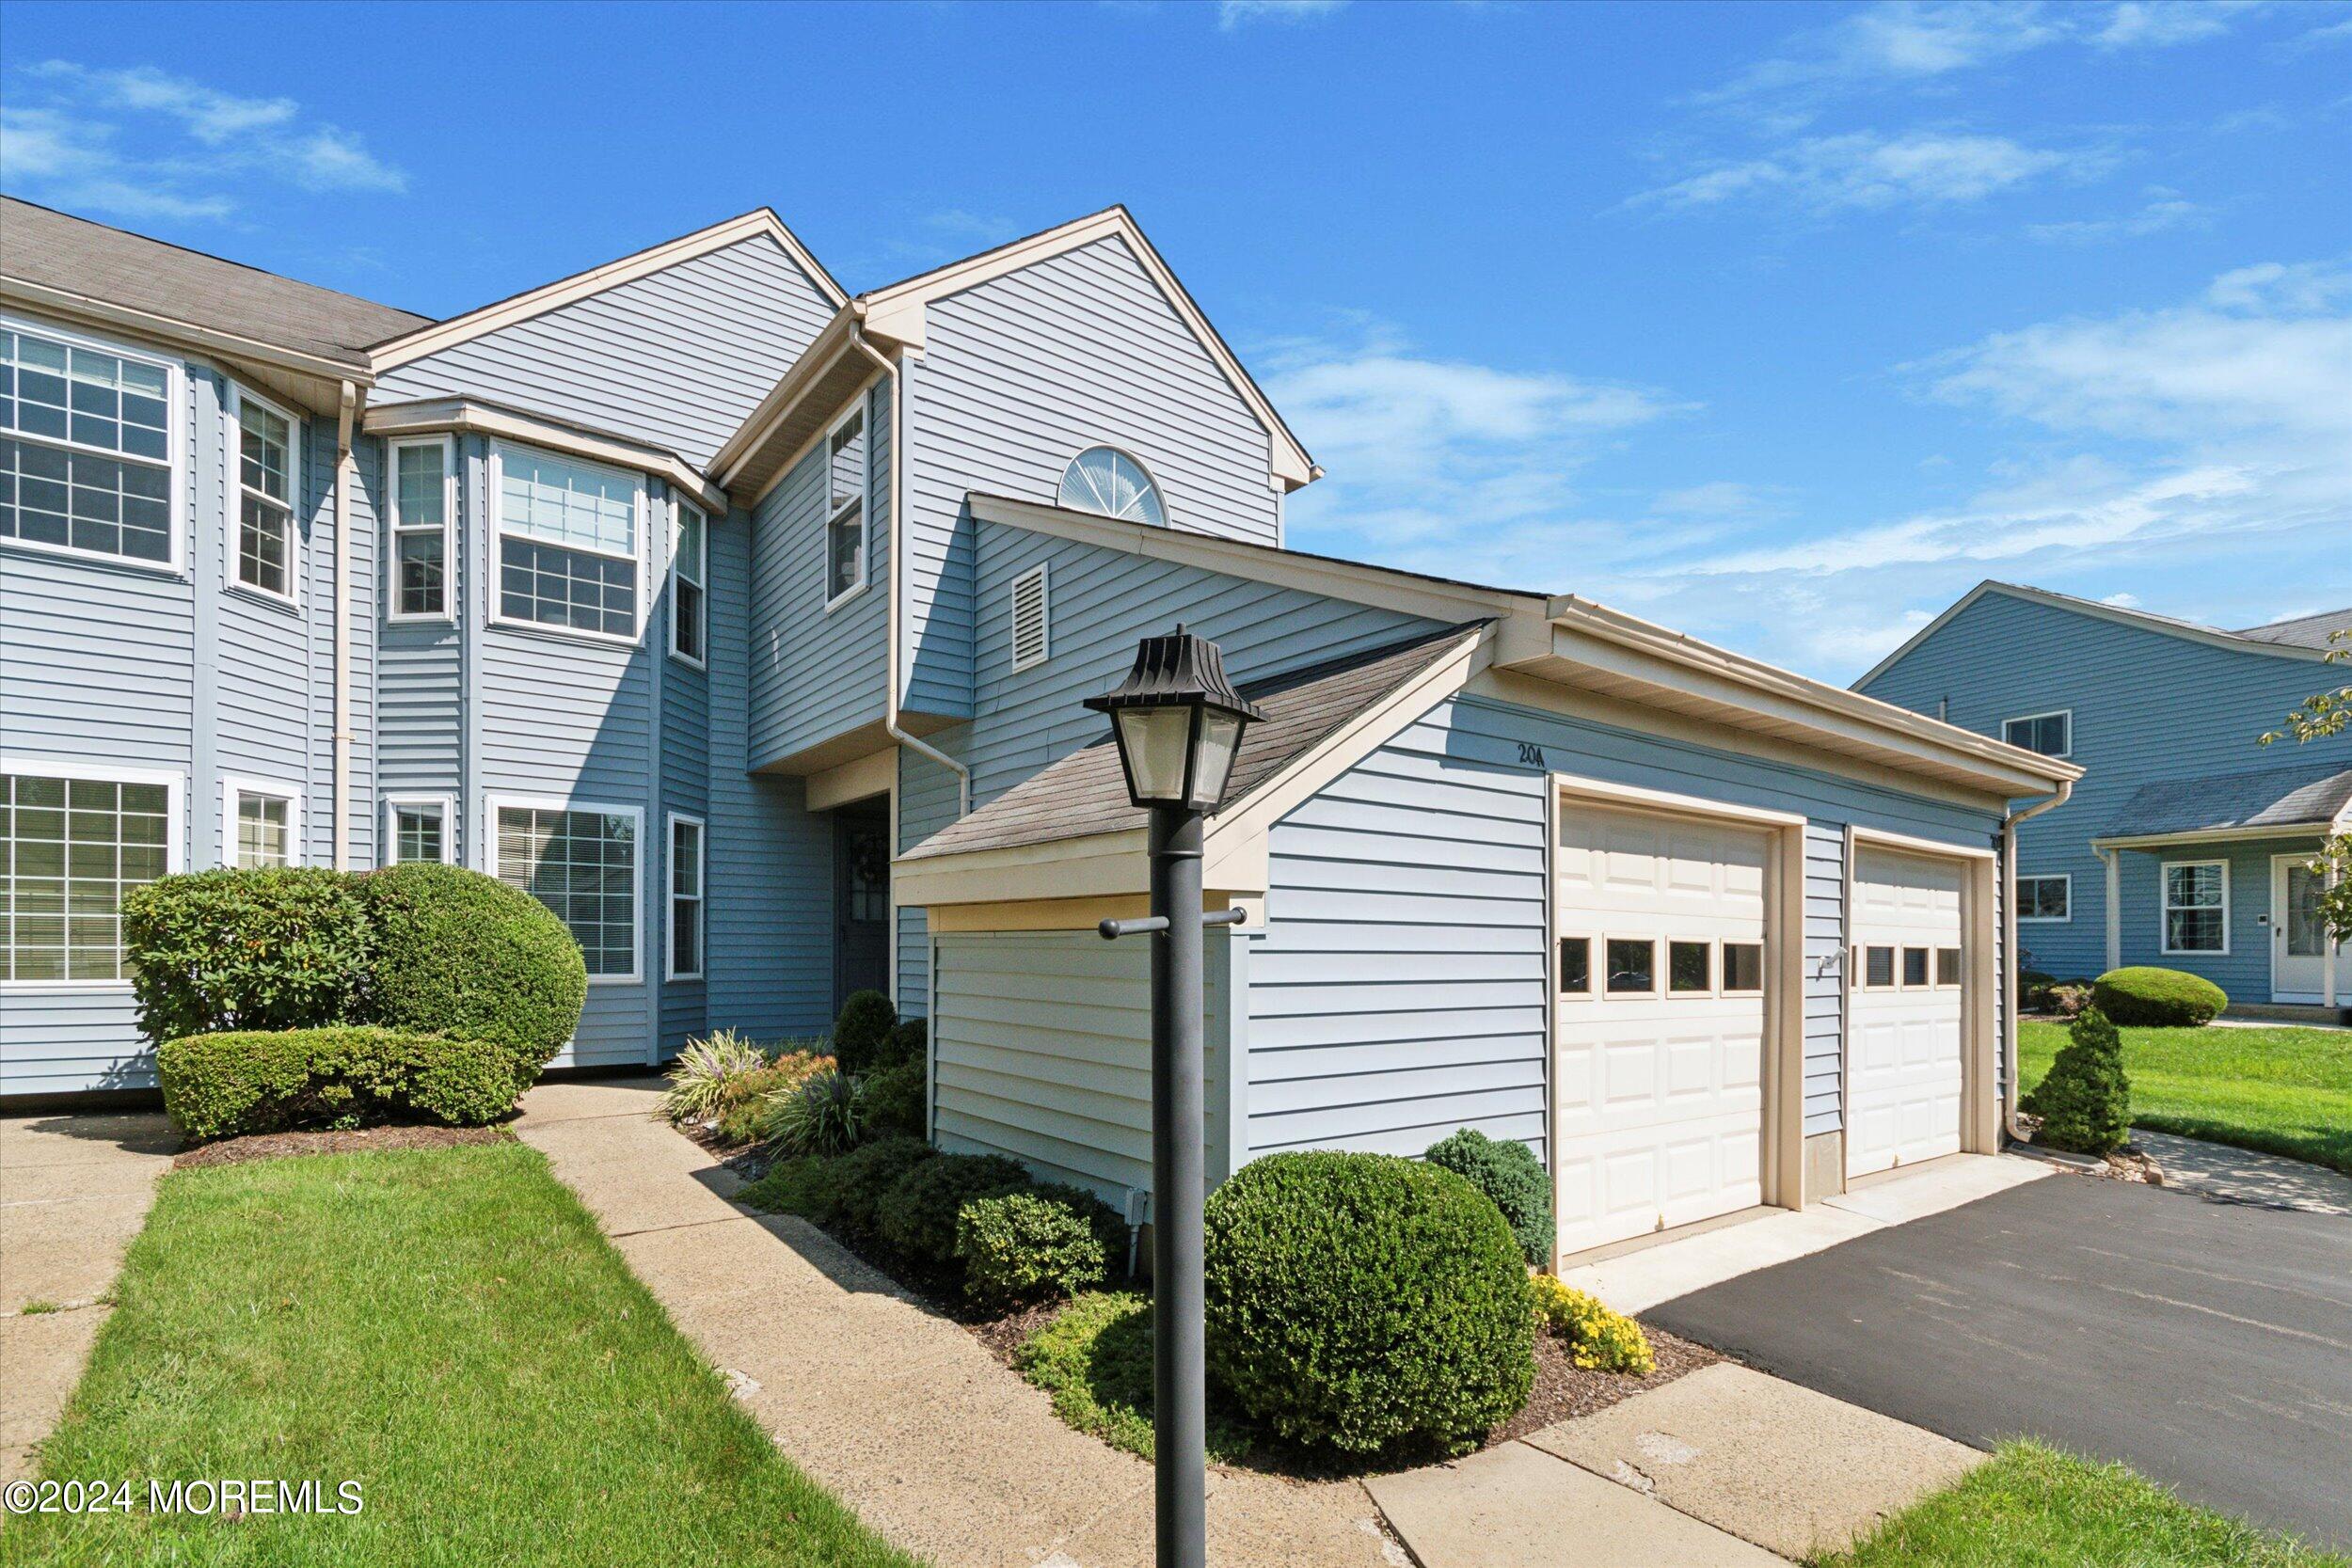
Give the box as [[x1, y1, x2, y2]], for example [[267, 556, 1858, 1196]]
[[170, 1122, 511, 1170]]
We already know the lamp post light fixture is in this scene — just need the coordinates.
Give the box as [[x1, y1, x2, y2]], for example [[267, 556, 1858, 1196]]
[[1086, 626, 1262, 1568]]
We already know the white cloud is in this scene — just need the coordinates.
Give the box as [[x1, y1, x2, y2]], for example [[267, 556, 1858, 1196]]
[[0, 59, 405, 222], [2091, 1, 2250, 49], [2102, 592, 2142, 607], [1637, 131, 2082, 212], [2027, 192, 2207, 244], [2204, 259, 2352, 314], [1217, 0, 1345, 30]]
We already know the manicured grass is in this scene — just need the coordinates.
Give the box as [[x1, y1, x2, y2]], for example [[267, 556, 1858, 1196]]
[[5, 1142, 916, 1568], [1813, 1440, 2347, 1567], [1013, 1291, 1252, 1465], [2021, 1021, 2352, 1174]]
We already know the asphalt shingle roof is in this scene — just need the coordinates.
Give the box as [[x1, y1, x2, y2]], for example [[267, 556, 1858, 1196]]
[[900, 622, 1487, 862], [2233, 608, 2352, 652], [1, 197, 430, 370], [2102, 760, 2352, 841]]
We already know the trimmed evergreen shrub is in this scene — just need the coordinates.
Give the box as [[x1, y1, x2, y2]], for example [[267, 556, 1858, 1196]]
[[2030, 1006, 2132, 1154], [1423, 1127, 1555, 1266], [878, 1151, 1029, 1269], [157, 1026, 526, 1140], [1531, 1275, 1654, 1374], [830, 990, 898, 1075], [2091, 966, 2227, 1028], [358, 863, 585, 1063], [1203, 1149, 1535, 1459], [957, 1191, 1109, 1307], [122, 868, 373, 1045], [1029, 1180, 1129, 1275], [883, 1016, 928, 1072], [860, 1053, 927, 1140], [819, 1136, 937, 1238]]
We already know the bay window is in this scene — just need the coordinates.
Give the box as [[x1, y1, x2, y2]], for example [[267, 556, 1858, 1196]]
[[494, 444, 640, 640], [1, 322, 175, 567]]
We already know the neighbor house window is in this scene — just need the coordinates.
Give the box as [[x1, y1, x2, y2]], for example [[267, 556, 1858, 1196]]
[[385, 797, 453, 864], [667, 813, 704, 981], [2002, 711, 2070, 758], [494, 445, 640, 640], [1057, 445, 1165, 527], [2163, 861, 2228, 955], [493, 800, 638, 979], [825, 405, 866, 606], [389, 436, 453, 621], [0, 768, 176, 983], [234, 393, 296, 600], [226, 780, 300, 868], [2017, 874, 2070, 922], [1, 324, 175, 567], [670, 499, 706, 665]]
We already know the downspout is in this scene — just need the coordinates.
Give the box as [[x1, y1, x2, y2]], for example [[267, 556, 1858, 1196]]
[[848, 324, 970, 816], [334, 380, 360, 871], [1999, 776, 2074, 1141]]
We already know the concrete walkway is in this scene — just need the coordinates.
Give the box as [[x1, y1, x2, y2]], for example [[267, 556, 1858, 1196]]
[[0, 1107, 179, 1481], [515, 1078, 1399, 1568], [2135, 1129, 2352, 1216]]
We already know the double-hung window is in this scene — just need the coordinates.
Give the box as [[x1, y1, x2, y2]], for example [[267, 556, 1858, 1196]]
[[493, 800, 639, 980], [667, 813, 704, 981], [389, 436, 453, 621], [385, 796, 453, 864], [234, 393, 297, 601], [2017, 874, 2070, 922], [670, 499, 706, 665], [0, 766, 178, 983], [2163, 861, 2228, 955], [1, 322, 176, 568], [825, 404, 866, 608], [494, 445, 640, 641]]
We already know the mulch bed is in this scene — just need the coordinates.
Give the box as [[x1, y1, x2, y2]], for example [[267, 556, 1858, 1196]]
[[173, 1124, 512, 1170], [1487, 1322, 1720, 1445]]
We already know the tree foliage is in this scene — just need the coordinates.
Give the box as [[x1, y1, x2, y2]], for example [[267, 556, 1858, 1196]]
[[2258, 629, 2352, 945]]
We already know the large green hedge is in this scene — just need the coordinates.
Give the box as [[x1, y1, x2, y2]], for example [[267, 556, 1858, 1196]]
[[157, 1026, 532, 1141], [122, 868, 373, 1045], [1203, 1149, 1535, 1459], [358, 863, 585, 1063], [1424, 1127, 1554, 1266], [2091, 966, 2228, 1028]]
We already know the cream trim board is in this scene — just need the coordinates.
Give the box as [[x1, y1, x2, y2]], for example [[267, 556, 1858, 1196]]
[[382, 793, 456, 864], [365, 398, 725, 512], [369, 209, 847, 372], [0, 754, 186, 993], [222, 775, 305, 869], [1551, 769, 1805, 832], [485, 792, 644, 986], [385, 434, 457, 624], [710, 308, 859, 486], [2092, 823, 2334, 850], [739, 361, 885, 512], [806, 747, 898, 814], [2161, 858, 2231, 958], [1851, 824, 1998, 862], [2016, 872, 2073, 924]]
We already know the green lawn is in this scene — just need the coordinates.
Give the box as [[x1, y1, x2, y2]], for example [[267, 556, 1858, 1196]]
[[1813, 1441, 2347, 1567], [2021, 1021, 2352, 1174], [1, 1142, 916, 1568]]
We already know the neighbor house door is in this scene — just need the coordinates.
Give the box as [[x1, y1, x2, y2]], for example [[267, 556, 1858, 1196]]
[[833, 801, 890, 1009], [2272, 854, 2347, 1004]]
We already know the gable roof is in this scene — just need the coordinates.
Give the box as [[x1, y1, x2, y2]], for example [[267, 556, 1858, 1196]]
[[366, 207, 848, 372], [0, 195, 428, 376], [2233, 607, 2352, 652], [2096, 760, 2352, 845], [1855, 579, 2344, 689]]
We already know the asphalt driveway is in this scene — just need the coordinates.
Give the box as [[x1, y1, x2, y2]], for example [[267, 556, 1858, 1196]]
[[1644, 1173, 2352, 1551]]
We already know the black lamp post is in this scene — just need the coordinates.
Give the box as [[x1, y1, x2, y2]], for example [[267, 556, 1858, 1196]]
[[1087, 626, 1262, 1568]]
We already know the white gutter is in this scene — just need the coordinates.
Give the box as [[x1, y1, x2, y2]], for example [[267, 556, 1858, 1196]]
[[1999, 776, 2074, 1140], [847, 325, 970, 816], [334, 380, 360, 871]]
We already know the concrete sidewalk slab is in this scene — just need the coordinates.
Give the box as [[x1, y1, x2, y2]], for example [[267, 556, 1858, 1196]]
[[0, 1308, 109, 1480], [1523, 1363, 1981, 1560], [2135, 1130, 2352, 1216], [1823, 1153, 2050, 1226], [1364, 1441, 1782, 1568], [510, 1073, 669, 1129]]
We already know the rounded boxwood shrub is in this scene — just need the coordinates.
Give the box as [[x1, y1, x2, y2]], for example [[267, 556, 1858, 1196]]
[[821, 1135, 938, 1238], [358, 863, 585, 1065], [830, 989, 898, 1075], [157, 1026, 527, 1141], [1203, 1149, 1536, 1459], [122, 868, 373, 1045], [879, 1150, 1029, 1269], [957, 1190, 1109, 1307], [2090, 966, 2227, 1028], [1423, 1127, 1554, 1266]]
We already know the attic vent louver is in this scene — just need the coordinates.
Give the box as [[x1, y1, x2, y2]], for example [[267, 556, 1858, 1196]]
[[1010, 563, 1050, 672]]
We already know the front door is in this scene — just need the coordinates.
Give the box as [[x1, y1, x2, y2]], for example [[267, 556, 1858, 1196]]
[[2272, 854, 2347, 1003], [833, 800, 890, 1009]]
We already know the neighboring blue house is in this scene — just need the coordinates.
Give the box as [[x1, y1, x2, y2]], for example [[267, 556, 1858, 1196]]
[[0, 197, 2075, 1263], [1857, 582, 2352, 1017]]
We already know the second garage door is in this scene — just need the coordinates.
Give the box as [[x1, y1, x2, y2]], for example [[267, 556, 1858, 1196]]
[[1553, 803, 1770, 1257], [1847, 847, 1966, 1180]]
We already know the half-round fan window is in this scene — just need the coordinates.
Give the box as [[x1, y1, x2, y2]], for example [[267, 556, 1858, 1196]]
[[1057, 446, 1166, 527]]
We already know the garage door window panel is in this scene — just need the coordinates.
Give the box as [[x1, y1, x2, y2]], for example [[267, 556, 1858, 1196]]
[[1723, 942, 1763, 995], [1607, 937, 1658, 994], [1558, 936, 1592, 996], [1669, 940, 1712, 994]]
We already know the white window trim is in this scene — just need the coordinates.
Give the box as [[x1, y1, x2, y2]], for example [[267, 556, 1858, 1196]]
[[485, 792, 644, 985], [0, 754, 185, 991], [221, 775, 305, 868], [0, 309, 186, 578], [383, 793, 456, 865], [226, 382, 301, 610], [2017, 872, 2073, 924], [667, 496, 707, 669], [2161, 858, 2231, 957], [486, 441, 646, 649], [386, 434, 456, 625], [822, 401, 870, 613], [665, 810, 706, 982], [1009, 561, 1051, 673], [2002, 708, 2072, 760]]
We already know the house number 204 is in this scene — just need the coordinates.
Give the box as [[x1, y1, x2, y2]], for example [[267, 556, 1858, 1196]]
[[1518, 742, 1546, 768]]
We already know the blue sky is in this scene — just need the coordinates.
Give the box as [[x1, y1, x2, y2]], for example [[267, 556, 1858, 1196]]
[[4, 0, 2346, 681]]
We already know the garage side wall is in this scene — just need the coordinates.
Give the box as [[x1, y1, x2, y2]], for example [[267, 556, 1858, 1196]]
[[1247, 691, 2009, 1167]]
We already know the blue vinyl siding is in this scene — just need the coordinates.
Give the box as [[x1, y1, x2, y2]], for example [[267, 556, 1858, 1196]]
[[1860, 589, 2352, 1002]]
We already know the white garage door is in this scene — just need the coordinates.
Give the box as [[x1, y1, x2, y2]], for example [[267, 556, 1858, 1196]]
[[1553, 804, 1769, 1257], [1847, 848, 1965, 1180]]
